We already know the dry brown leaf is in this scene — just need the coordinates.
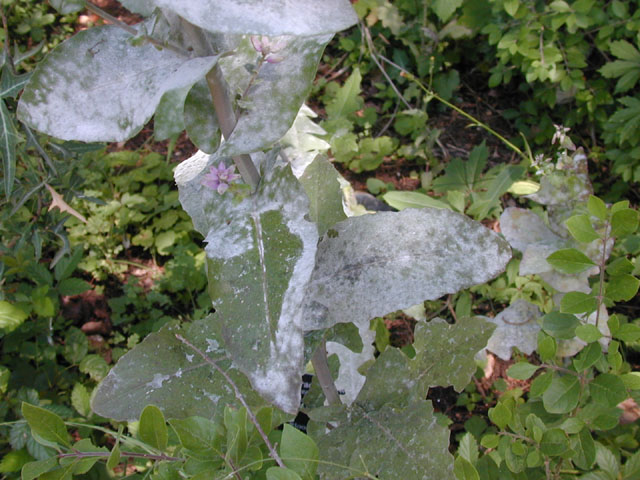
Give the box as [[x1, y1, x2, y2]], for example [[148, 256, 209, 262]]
[[45, 183, 87, 224]]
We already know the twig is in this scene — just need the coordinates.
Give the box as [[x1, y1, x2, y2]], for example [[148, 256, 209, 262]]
[[58, 451, 183, 462], [175, 334, 285, 468], [361, 23, 412, 110], [311, 339, 342, 406]]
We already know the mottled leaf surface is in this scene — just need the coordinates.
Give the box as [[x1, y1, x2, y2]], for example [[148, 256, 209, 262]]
[[175, 150, 318, 414], [18, 25, 217, 142], [92, 318, 266, 421], [302, 208, 511, 330], [311, 349, 453, 479], [483, 300, 541, 361], [219, 35, 331, 157], [149, 0, 357, 36], [183, 80, 220, 153], [410, 317, 495, 392]]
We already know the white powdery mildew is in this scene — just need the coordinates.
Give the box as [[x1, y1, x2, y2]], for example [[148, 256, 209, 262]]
[[152, 0, 357, 36], [18, 25, 217, 142], [221, 34, 332, 157], [302, 208, 512, 330], [147, 373, 172, 389], [482, 300, 541, 361]]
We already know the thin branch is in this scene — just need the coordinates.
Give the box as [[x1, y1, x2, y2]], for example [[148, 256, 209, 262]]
[[311, 339, 342, 406], [175, 334, 285, 468], [58, 451, 183, 462]]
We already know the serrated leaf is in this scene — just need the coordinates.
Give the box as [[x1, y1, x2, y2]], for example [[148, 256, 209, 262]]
[[139, 405, 168, 451], [176, 152, 318, 414], [596, 443, 619, 479], [410, 317, 495, 392], [565, 214, 600, 243], [302, 208, 511, 331], [542, 374, 580, 414], [152, 0, 357, 36], [0, 449, 31, 473], [79, 354, 109, 382], [280, 424, 319, 480], [92, 318, 267, 421], [0, 300, 29, 332], [454, 457, 479, 480], [18, 25, 218, 142], [383, 191, 451, 211], [299, 156, 347, 236], [21, 403, 70, 448], [458, 433, 479, 464], [547, 248, 596, 274], [63, 327, 88, 365], [219, 35, 332, 157], [0, 65, 32, 99], [57, 278, 91, 296], [433, 143, 487, 194]]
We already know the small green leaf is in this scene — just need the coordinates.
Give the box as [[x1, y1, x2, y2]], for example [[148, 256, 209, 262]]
[[21, 458, 58, 480], [454, 457, 480, 480], [606, 257, 634, 276], [571, 428, 596, 470], [542, 374, 580, 414], [537, 333, 557, 362], [57, 278, 91, 296], [488, 402, 512, 429], [606, 274, 640, 301], [596, 444, 620, 479], [266, 467, 303, 480], [546, 248, 596, 274], [573, 342, 603, 372], [0, 366, 9, 394], [0, 449, 31, 473], [611, 209, 639, 237], [0, 300, 29, 332], [575, 324, 603, 343], [480, 434, 499, 449], [0, 100, 20, 199], [587, 196, 608, 220], [280, 424, 319, 480], [71, 383, 91, 417], [590, 374, 627, 408], [620, 372, 640, 390], [79, 354, 109, 382], [507, 362, 539, 380], [458, 433, 479, 464], [139, 405, 168, 451], [565, 215, 600, 243], [561, 292, 597, 314], [559, 417, 585, 434], [49, 0, 86, 14], [21, 403, 70, 448], [169, 416, 224, 455], [542, 312, 580, 340], [613, 323, 640, 342], [540, 428, 569, 457]]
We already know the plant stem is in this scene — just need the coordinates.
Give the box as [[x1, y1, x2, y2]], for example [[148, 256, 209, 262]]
[[175, 334, 285, 468], [179, 20, 261, 192], [311, 339, 342, 406], [371, 52, 532, 164], [58, 451, 183, 462]]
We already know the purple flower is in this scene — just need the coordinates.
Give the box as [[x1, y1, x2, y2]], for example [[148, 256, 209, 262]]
[[250, 35, 287, 64], [202, 162, 241, 194]]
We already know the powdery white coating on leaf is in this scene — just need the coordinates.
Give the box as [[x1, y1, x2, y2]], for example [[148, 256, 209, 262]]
[[410, 317, 495, 392], [483, 300, 541, 360], [220, 34, 332, 157], [91, 319, 266, 422], [176, 152, 319, 413], [17, 25, 218, 142], [281, 104, 331, 178], [302, 208, 512, 331], [500, 207, 565, 254], [149, 0, 357, 36], [326, 321, 376, 405]]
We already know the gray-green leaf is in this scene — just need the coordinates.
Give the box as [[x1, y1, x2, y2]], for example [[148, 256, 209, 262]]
[[18, 25, 218, 142]]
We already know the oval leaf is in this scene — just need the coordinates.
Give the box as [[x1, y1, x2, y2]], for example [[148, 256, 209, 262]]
[[18, 25, 218, 142], [138, 405, 168, 451], [21, 403, 70, 448], [302, 208, 511, 330]]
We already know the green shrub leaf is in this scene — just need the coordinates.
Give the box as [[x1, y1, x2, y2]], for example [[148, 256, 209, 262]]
[[546, 248, 596, 274], [138, 405, 168, 451], [21, 403, 70, 448], [542, 374, 580, 414]]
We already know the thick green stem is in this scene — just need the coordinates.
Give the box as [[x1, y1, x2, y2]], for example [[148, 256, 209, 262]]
[[179, 19, 260, 192], [311, 339, 342, 406]]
